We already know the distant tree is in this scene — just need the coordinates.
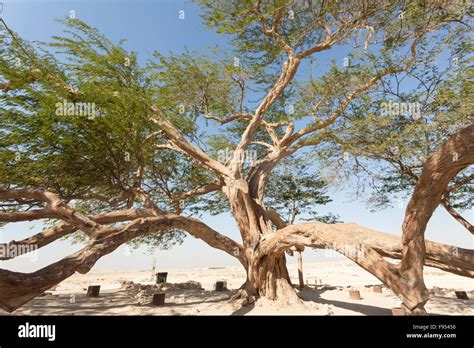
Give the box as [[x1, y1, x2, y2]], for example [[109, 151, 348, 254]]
[[265, 156, 340, 225], [265, 155, 340, 288]]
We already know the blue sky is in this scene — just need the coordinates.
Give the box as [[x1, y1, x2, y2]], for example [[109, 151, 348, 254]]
[[1, 0, 472, 273]]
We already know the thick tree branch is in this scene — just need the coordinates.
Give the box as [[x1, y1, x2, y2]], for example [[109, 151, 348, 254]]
[[0, 188, 106, 235], [397, 125, 474, 310], [0, 223, 76, 260], [259, 220, 473, 313], [205, 112, 288, 147], [0, 208, 153, 260], [231, 57, 301, 170], [260, 221, 473, 278], [0, 209, 245, 312], [150, 107, 232, 178]]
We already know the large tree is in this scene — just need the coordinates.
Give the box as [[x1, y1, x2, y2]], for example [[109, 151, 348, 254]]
[[0, 0, 473, 315]]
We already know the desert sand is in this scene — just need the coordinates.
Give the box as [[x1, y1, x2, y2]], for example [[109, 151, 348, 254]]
[[2, 260, 472, 316]]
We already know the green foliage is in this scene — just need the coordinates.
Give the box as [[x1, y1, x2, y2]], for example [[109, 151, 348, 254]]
[[1, 19, 153, 194], [317, 27, 473, 211], [150, 48, 241, 120], [0, 19, 201, 248], [265, 156, 340, 224]]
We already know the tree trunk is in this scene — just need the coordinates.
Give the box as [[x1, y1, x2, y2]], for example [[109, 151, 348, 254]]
[[297, 251, 304, 289], [222, 180, 300, 303], [234, 250, 301, 305], [399, 125, 474, 313]]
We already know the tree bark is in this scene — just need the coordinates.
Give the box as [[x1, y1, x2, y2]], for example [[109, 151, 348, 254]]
[[0, 207, 245, 312], [399, 125, 474, 312], [233, 251, 301, 305], [297, 251, 304, 289], [222, 180, 301, 304]]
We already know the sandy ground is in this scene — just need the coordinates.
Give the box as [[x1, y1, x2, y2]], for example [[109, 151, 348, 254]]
[[2, 260, 473, 315]]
